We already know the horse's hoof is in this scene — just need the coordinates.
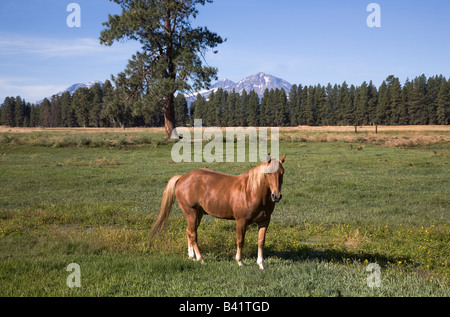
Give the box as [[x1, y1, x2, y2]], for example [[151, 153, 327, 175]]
[[237, 261, 244, 267]]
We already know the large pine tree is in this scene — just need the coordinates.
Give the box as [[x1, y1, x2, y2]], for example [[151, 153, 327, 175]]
[[100, 0, 224, 138]]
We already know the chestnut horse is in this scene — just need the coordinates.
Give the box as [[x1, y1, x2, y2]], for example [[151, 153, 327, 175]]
[[150, 154, 286, 270]]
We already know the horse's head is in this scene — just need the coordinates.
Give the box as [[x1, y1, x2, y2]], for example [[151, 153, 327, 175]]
[[263, 153, 286, 202]]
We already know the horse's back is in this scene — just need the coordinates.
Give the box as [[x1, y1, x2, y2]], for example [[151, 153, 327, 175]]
[[175, 168, 239, 219]]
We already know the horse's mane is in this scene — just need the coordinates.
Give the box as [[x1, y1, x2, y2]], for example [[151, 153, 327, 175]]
[[247, 160, 279, 192], [247, 164, 265, 192]]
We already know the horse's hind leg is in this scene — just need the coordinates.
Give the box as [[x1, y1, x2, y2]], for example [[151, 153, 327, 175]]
[[181, 205, 204, 263], [235, 219, 248, 267]]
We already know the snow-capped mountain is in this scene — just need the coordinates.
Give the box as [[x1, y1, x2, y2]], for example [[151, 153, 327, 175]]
[[211, 78, 237, 90], [35, 74, 292, 105], [235, 72, 292, 96], [34, 81, 103, 104], [61, 81, 103, 95], [184, 73, 292, 103]]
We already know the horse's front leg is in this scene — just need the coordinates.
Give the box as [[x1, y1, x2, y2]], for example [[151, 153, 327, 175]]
[[257, 222, 269, 270], [235, 219, 247, 267]]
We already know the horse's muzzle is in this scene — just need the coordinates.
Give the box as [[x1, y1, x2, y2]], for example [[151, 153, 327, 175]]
[[271, 193, 282, 202]]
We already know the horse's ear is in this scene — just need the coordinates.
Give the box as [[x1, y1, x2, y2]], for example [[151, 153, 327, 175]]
[[266, 154, 271, 163], [280, 153, 286, 163]]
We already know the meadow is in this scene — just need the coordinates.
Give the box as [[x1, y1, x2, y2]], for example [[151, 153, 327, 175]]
[[0, 126, 449, 297]]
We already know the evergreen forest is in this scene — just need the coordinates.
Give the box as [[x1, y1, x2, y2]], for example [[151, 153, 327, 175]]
[[1, 74, 449, 129]]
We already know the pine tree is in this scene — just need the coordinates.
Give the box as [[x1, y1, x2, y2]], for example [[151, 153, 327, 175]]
[[304, 86, 315, 126], [49, 95, 61, 127], [204, 90, 215, 126], [193, 94, 207, 122], [1, 97, 15, 127], [376, 81, 390, 125], [40, 99, 52, 127], [354, 82, 369, 126], [72, 88, 92, 128], [321, 83, 337, 125], [287, 84, 298, 126], [409, 75, 428, 125], [367, 81, 378, 124], [103, 87, 133, 129], [259, 89, 270, 126], [14, 96, 25, 127], [89, 83, 103, 127], [337, 82, 351, 125], [293, 84, 304, 126], [437, 78, 450, 125], [23, 102, 31, 127], [298, 85, 308, 125], [347, 84, 356, 125], [218, 89, 229, 126], [29, 105, 40, 127], [401, 79, 413, 125], [100, 0, 224, 138], [265, 89, 278, 126], [213, 88, 226, 126], [174, 94, 188, 126], [315, 84, 327, 126], [102, 80, 115, 127], [247, 90, 260, 127], [237, 89, 249, 126], [225, 90, 238, 127], [426, 75, 444, 125], [276, 89, 288, 126], [59, 92, 73, 127], [388, 77, 406, 125]]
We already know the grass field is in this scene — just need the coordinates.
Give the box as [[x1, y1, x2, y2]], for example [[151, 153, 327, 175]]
[[0, 126, 449, 297]]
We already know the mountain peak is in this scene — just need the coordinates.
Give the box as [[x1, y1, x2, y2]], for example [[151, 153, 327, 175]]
[[211, 78, 236, 90], [34, 81, 103, 104], [234, 73, 292, 96], [185, 73, 292, 103]]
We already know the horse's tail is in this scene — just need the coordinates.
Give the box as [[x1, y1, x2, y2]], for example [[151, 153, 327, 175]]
[[150, 175, 182, 238]]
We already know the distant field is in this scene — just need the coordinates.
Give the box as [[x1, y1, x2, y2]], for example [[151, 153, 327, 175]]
[[0, 126, 449, 296], [1, 124, 450, 134]]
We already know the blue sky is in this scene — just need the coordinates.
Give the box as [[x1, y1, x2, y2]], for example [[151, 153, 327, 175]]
[[0, 0, 449, 102]]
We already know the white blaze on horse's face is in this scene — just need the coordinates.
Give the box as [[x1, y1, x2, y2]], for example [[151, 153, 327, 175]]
[[263, 156, 285, 203]]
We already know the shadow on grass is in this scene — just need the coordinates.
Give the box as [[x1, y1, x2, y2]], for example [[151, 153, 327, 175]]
[[262, 245, 412, 268]]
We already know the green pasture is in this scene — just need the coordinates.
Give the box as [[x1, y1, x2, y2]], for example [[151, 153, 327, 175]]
[[0, 129, 449, 296]]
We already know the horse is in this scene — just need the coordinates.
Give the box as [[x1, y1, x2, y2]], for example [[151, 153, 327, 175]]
[[150, 154, 286, 270]]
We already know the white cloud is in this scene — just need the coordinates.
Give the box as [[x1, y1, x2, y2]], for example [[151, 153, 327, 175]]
[[0, 32, 139, 59], [0, 76, 67, 102], [0, 32, 141, 101]]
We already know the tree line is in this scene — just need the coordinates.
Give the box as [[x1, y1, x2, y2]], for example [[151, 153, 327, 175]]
[[0, 80, 187, 129], [1, 74, 449, 129], [191, 74, 449, 127]]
